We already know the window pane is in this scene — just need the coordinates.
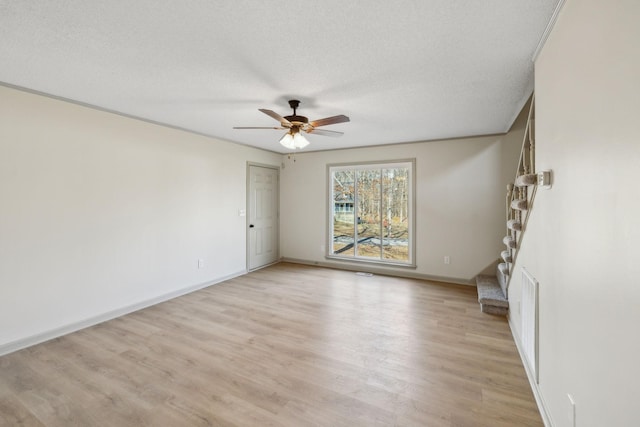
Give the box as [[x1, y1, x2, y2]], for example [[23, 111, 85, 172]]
[[332, 170, 355, 256], [382, 167, 409, 261], [356, 169, 381, 259]]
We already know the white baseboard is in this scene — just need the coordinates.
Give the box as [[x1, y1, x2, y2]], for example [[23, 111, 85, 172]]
[[281, 257, 473, 286], [0, 270, 246, 357], [508, 316, 554, 427]]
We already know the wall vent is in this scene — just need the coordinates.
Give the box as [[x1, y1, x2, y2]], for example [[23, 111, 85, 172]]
[[521, 268, 539, 383]]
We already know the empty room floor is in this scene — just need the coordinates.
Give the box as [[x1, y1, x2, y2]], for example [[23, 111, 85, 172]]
[[0, 263, 542, 426]]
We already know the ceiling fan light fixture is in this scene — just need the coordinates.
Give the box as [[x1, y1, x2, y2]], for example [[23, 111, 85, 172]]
[[279, 132, 295, 149], [279, 128, 309, 150]]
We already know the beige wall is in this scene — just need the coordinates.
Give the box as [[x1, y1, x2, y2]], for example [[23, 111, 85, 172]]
[[0, 85, 281, 352], [280, 105, 527, 282], [508, 0, 640, 425], [0, 82, 526, 353]]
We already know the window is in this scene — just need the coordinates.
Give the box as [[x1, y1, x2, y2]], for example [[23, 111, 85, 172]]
[[328, 160, 415, 266]]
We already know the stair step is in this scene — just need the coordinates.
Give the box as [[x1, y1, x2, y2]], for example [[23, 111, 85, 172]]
[[511, 199, 528, 210], [503, 235, 516, 248], [501, 250, 512, 263], [507, 219, 522, 231], [515, 173, 537, 187], [480, 304, 509, 315], [476, 274, 509, 315]]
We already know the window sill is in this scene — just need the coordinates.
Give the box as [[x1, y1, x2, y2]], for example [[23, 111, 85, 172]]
[[325, 255, 417, 269]]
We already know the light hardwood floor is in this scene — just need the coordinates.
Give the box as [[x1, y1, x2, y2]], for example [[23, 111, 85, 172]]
[[0, 263, 542, 426]]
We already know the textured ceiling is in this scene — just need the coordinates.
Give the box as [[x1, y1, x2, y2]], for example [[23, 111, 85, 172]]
[[0, 0, 559, 153]]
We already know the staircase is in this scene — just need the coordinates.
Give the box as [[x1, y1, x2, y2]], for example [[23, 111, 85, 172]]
[[477, 96, 537, 315]]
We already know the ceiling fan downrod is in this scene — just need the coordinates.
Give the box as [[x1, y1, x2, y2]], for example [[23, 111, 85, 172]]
[[288, 99, 300, 115], [284, 99, 308, 124]]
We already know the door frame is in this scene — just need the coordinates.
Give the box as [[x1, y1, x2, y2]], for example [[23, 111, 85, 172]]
[[246, 162, 281, 272]]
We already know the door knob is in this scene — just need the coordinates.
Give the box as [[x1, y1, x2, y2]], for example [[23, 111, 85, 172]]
[[249, 224, 255, 228]]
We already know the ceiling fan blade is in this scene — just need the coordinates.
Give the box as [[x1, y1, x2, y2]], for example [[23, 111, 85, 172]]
[[259, 109, 292, 127], [307, 128, 344, 137], [310, 114, 350, 128], [233, 126, 284, 130]]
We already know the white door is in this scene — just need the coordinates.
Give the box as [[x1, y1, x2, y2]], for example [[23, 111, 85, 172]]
[[248, 165, 279, 270]]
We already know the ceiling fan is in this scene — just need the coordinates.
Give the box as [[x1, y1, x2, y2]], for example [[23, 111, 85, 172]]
[[234, 100, 350, 149]]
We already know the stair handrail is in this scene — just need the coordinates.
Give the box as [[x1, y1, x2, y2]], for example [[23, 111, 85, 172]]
[[504, 95, 536, 278], [515, 94, 536, 182]]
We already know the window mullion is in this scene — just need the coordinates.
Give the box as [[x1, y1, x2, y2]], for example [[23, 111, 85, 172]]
[[353, 170, 359, 257], [379, 168, 383, 260]]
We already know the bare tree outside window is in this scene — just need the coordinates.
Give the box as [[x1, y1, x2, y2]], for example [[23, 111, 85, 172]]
[[329, 161, 414, 266]]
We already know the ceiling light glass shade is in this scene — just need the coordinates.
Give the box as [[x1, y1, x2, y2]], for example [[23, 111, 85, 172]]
[[293, 132, 310, 149], [279, 132, 295, 149], [279, 130, 310, 150]]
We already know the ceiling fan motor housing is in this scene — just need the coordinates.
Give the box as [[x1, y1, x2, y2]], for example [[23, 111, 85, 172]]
[[284, 115, 308, 124], [285, 99, 308, 124]]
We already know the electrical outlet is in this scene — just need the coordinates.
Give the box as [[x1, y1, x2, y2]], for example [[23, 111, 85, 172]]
[[320, 244, 325, 253], [197, 259, 204, 269], [444, 256, 451, 265]]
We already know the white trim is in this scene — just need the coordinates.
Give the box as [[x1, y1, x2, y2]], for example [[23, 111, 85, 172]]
[[327, 159, 416, 267], [0, 270, 246, 357], [281, 257, 472, 286], [248, 259, 280, 272], [532, 0, 567, 62], [508, 316, 554, 427]]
